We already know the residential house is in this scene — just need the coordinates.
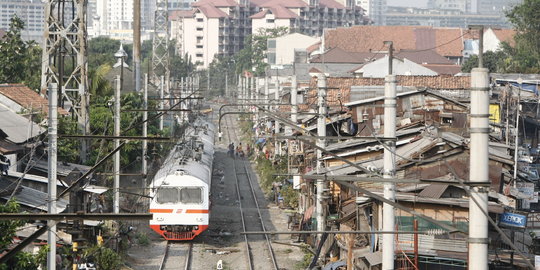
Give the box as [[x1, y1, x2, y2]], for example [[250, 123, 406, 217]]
[[266, 33, 320, 66], [170, 0, 368, 68], [0, 84, 68, 117]]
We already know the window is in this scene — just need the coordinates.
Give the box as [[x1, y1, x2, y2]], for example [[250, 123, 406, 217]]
[[267, 52, 276, 65], [197, 18, 204, 22], [196, 27, 203, 31], [196, 45, 203, 49], [180, 187, 203, 204], [266, 19, 275, 23], [156, 188, 179, 203], [196, 53, 203, 57], [267, 39, 276, 49]]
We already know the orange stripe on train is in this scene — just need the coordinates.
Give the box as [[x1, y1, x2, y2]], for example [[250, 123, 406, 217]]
[[149, 209, 173, 213], [150, 209, 208, 214]]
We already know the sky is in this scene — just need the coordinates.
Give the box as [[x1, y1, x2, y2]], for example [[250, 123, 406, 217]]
[[387, 0, 428, 8]]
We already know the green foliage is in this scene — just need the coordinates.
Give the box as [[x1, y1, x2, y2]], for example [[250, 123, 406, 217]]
[[0, 15, 42, 90], [135, 232, 150, 246], [295, 246, 314, 270], [460, 50, 508, 73], [235, 27, 289, 76], [89, 64, 114, 97], [84, 245, 122, 270], [503, 0, 540, 73], [0, 199, 25, 251], [0, 200, 43, 270]]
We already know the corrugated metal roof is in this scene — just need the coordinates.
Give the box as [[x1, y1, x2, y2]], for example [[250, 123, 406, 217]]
[[28, 157, 91, 177], [0, 108, 44, 143], [418, 184, 449, 199], [0, 177, 67, 211]]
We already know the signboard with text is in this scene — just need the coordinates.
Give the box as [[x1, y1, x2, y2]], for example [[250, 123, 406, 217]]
[[499, 212, 527, 228]]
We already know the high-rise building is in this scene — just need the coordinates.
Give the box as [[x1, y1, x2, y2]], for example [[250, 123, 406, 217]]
[[171, 0, 367, 68], [93, 0, 155, 41], [169, 0, 196, 9], [0, 0, 46, 42], [356, 0, 387, 25]]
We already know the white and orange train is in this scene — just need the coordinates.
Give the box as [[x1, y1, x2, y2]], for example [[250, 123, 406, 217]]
[[149, 118, 215, 240]]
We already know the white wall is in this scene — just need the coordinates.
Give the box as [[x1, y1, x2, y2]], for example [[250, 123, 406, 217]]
[[356, 56, 438, 78], [252, 13, 291, 35], [483, 28, 504, 52], [274, 33, 320, 65]]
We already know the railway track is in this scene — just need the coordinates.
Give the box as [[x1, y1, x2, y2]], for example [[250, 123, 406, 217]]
[[224, 113, 279, 270], [159, 241, 192, 270]]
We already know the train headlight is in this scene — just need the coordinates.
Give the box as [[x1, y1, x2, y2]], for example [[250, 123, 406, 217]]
[[194, 226, 199, 230]]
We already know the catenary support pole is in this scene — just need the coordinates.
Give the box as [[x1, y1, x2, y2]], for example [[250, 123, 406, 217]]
[[382, 74, 397, 270], [142, 74, 148, 181], [47, 83, 58, 270], [274, 78, 280, 156], [316, 73, 327, 241], [114, 75, 121, 213], [468, 67, 489, 270], [134, 0, 141, 92], [264, 76, 269, 110]]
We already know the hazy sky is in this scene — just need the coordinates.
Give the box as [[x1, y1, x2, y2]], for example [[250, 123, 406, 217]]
[[387, 0, 428, 8]]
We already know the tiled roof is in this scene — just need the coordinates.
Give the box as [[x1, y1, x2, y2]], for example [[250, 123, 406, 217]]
[[491, 28, 515, 46], [169, 9, 196, 20], [250, 9, 268, 19], [310, 47, 378, 64], [197, 3, 229, 18], [320, 0, 345, 9], [306, 75, 471, 107], [307, 41, 321, 54], [422, 64, 462, 75], [324, 26, 472, 58], [395, 50, 454, 65], [0, 84, 68, 116]]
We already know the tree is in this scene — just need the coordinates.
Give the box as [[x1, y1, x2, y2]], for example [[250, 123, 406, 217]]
[[88, 37, 133, 69], [503, 0, 540, 73], [0, 15, 41, 90], [235, 27, 289, 76], [460, 50, 508, 73], [0, 199, 45, 270]]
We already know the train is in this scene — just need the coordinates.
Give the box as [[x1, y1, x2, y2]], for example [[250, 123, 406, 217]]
[[149, 118, 215, 240]]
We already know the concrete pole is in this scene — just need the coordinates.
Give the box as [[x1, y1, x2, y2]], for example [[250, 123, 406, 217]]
[[134, 0, 141, 92], [47, 83, 58, 270], [142, 74, 148, 181], [114, 75, 121, 214], [291, 75, 298, 126], [274, 78, 280, 156], [382, 75, 397, 270], [513, 80, 522, 183], [225, 73, 228, 97], [468, 68, 490, 270], [264, 76, 269, 110], [159, 75, 164, 130], [316, 74, 327, 239]]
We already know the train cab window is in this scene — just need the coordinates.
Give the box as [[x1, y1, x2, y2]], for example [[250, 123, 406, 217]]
[[156, 188, 179, 203], [180, 187, 202, 204]]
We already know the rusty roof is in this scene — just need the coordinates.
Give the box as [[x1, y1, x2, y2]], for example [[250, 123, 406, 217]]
[[0, 84, 68, 116], [196, 3, 229, 18], [418, 184, 450, 199], [490, 28, 515, 46], [324, 26, 474, 58]]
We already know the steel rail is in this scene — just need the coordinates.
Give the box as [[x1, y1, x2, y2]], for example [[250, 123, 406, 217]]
[[159, 241, 193, 270], [225, 113, 254, 270], [241, 159, 279, 269]]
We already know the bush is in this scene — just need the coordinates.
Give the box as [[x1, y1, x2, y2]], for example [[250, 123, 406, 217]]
[[136, 232, 150, 246], [84, 246, 122, 270]]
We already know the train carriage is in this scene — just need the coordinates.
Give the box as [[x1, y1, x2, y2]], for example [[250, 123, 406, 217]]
[[149, 118, 215, 241]]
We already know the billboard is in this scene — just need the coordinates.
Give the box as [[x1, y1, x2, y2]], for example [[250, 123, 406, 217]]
[[499, 212, 527, 228]]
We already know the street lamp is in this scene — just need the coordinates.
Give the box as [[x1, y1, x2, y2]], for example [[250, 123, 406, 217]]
[[113, 44, 127, 214]]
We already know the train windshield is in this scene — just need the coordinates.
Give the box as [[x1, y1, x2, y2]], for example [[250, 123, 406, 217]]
[[180, 187, 203, 204], [156, 187, 180, 203]]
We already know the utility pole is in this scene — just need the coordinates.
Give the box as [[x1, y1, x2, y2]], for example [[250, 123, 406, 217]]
[[134, 0, 141, 92], [225, 73, 228, 98], [513, 77, 523, 185], [264, 76, 269, 110], [382, 40, 396, 270], [316, 73, 327, 241], [291, 75, 298, 129], [47, 83, 58, 270], [274, 78, 281, 156], [114, 75, 121, 213], [142, 74, 148, 182], [468, 24, 489, 270]]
